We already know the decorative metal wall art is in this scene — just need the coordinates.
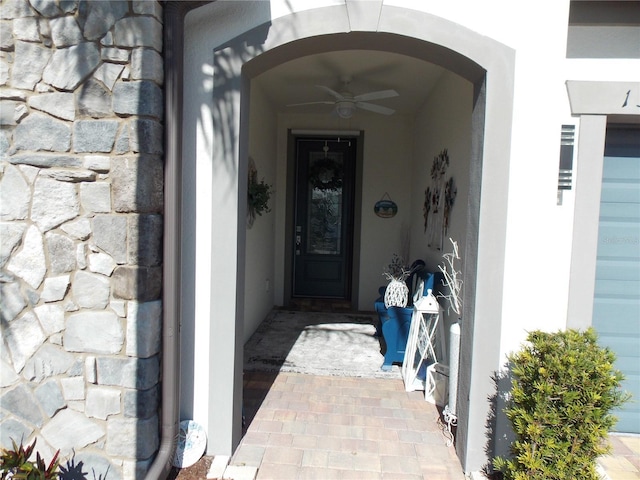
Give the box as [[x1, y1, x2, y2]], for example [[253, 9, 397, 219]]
[[423, 149, 457, 249]]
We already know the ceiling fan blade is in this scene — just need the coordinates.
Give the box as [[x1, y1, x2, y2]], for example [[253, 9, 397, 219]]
[[315, 85, 345, 101], [287, 101, 335, 107], [355, 102, 396, 115], [353, 89, 399, 102]]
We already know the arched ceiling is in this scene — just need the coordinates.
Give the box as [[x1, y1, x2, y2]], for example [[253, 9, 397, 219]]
[[253, 49, 447, 117]]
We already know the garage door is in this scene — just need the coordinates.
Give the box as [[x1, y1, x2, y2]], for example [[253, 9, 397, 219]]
[[592, 125, 640, 434]]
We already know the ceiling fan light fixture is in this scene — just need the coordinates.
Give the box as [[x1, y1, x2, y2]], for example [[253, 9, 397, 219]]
[[335, 101, 355, 119]]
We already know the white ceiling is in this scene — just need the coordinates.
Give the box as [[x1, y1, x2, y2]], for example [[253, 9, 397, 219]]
[[253, 49, 446, 117]]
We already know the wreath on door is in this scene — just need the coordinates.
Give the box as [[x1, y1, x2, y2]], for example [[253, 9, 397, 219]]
[[308, 157, 343, 191]]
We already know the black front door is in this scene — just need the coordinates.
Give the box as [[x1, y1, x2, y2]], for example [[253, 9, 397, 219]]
[[292, 136, 357, 298]]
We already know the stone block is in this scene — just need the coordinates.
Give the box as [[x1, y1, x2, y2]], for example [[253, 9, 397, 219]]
[[35, 379, 65, 417], [0, 130, 9, 157], [41, 409, 104, 456], [130, 118, 163, 154], [8, 154, 82, 169], [86, 386, 121, 420], [126, 300, 161, 358], [46, 232, 76, 274], [110, 299, 126, 317], [31, 177, 79, 232], [113, 16, 162, 51], [4, 311, 46, 373], [106, 416, 159, 459], [60, 218, 91, 240], [67, 357, 84, 377], [49, 15, 83, 47], [0, 0, 32, 19], [23, 342, 74, 382], [74, 119, 119, 153], [70, 270, 111, 309], [101, 47, 129, 63], [41, 168, 96, 183], [96, 355, 159, 390], [43, 42, 100, 91], [131, 48, 163, 84], [80, 182, 111, 214], [12, 41, 51, 90], [0, 164, 29, 221], [88, 251, 116, 276], [81, 0, 129, 41], [115, 122, 130, 154], [74, 453, 121, 480], [92, 214, 127, 264], [83, 155, 110, 172], [100, 31, 113, 47], [133, 0, 162, 20], [123, 385, 158, 419], [0, 418, 33, 451], [60, 375, 85, 401], [94, 62, 124, 91], [13, 16, 40, 41], [28, 92, 75, 121], [112, 80, 162, 118], [59, 0, 79, 14], [65, 310, 123, 354], [0, 222, 25, 268], [34, 303, 66, 335], [0, 281, 25, 322], [14, 112, 71, 152], [128, 214, 162, 266], [0, 99, 19, 125], [0, 383, 44, 427], [0, 359, 19, 388], [77, 78, 112, 118], [112, 266, 162, 301], [14, 103, 27, 122], [122, 458, 152, 480], [76, 243, 87, 269], [38, 15, 51, 36], [30, 0, 62, 17], [40, 275, 71, 302], [7, 225, 46, 289], [0, 21, 13, 49], [111, 155, 163, 213]]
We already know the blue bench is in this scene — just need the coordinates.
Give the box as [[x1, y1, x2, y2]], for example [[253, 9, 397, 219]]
[[375, 265, 442, 371]]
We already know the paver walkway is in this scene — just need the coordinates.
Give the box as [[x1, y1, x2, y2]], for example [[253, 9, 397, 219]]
[[229, 371, 466, 480], [598, 434, 640, 480]]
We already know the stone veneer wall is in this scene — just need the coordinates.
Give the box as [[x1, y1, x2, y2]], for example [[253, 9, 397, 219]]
[[0, 1, 164, 478]]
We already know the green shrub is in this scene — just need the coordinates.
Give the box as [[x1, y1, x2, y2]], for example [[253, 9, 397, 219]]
[[493, 328, 628, 480], [0, 438, 59, 480]]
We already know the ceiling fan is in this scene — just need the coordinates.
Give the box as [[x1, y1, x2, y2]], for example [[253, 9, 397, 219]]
[[287, 78, 399, 118]]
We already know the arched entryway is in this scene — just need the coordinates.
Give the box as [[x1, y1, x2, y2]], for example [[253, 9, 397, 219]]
[[168, 2, 515, 475]]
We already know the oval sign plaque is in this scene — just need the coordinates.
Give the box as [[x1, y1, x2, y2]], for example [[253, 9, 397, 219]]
[[374, 198, 398, 218]]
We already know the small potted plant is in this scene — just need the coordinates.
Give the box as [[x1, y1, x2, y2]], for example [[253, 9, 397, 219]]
[[247, 158, 274, 228]]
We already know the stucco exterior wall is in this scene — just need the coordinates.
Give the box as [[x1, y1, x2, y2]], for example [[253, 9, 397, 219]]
[[0, 1, 164, 478], [244, 80, 278, 342], [410, 69, 473, 340]]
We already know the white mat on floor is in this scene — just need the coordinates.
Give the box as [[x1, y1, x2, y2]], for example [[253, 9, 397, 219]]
[[243, 310, 402, 379]]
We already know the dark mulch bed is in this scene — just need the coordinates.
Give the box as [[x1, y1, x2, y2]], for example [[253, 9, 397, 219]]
[[168, 456, 214, 480]]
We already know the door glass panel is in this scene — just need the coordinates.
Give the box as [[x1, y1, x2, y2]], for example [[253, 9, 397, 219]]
[[306, 152, 344, 255]]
